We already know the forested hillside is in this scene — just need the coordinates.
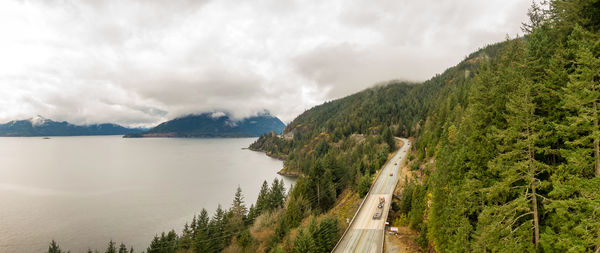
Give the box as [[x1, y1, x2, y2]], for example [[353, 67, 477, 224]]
[[47, 0, 600, 252], [402, 1, 600, 251], [253, 0, 600, 252]]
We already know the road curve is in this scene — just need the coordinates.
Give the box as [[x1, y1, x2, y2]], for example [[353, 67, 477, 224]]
[[332, 138, 411, 253]]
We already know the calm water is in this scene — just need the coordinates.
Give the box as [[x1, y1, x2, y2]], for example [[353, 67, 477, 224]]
[[0, 136, 293, 252]]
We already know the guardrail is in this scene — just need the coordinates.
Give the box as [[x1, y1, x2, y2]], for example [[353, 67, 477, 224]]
[[381, 139, 410, 252]]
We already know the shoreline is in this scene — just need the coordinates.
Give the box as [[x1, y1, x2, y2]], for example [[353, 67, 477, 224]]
[[247, 147, 300, 178]]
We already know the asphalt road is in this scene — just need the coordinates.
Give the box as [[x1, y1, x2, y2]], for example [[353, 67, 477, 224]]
[[333, 138, 411, 253]]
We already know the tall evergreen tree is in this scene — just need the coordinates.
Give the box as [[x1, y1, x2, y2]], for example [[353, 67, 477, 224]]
[[105, 240, 116, 253], [561, 25, 600, 177], [231, 186, 248, 218], [117, 243, 128, 253], [256, 180, 270, 213], [192, 208, 211, 253], [180, 222, 192, 250], [48, 240, 67, 253], [293, 229, 315, 253], [228, 186, 248, 237], [316, 216, 339, 252], [237, 229, 254, 252], [268, 178, 286, 210], [475, 39, 546, 251], [207, 205, 227, 253], [543, 22, 600, 253], [383, 126, 396, 152]]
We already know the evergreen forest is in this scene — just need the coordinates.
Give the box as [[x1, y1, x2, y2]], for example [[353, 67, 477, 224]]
[[48, 0, 600, 252]]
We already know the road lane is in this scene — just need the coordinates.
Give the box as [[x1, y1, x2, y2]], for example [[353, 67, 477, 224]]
[[333, 138, 410, 253]]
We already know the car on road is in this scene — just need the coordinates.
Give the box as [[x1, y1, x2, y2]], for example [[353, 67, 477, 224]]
[[373, 209, 383, 219], [377, 196, 385, 209]]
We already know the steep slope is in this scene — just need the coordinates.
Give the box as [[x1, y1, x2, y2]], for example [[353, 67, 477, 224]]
[[0, 116, 145, 136], [125, 112, 285, 138], [247, 2, 600, 250], [250, 42, 503, 174]]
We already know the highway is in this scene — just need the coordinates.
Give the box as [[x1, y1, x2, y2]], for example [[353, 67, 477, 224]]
[[332, 138, 411, 253]]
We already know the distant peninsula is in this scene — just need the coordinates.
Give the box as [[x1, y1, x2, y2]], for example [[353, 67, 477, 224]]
[[123, 112, 285, 138], [0, 115, 146, 136]]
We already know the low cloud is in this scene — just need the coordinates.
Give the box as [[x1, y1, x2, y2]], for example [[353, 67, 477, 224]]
[[0, 0, 530, 127]]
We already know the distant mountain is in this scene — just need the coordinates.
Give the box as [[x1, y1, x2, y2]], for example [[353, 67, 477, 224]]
[[0, 115, 146, 136], [124, 112, 285, 138]]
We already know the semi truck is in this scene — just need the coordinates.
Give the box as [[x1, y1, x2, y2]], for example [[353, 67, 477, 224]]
[[373, 197, 385, 219]]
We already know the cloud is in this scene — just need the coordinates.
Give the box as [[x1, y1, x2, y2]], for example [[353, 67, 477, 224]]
[[0, 0, 530, 127]]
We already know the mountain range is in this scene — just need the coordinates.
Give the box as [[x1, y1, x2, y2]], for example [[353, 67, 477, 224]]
[[0, 115, 146, 136], [124, 112, 285, 138]]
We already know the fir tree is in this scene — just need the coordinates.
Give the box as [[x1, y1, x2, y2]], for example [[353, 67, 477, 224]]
[[231, 186, 248, 218], [47, 240, 68, 253], [256, 180, 270, 213], [180, 222, 192, 250], [268, 178, 286, 210], [475, 39, 546, 251], [293, 229, 315, 253], [561, 25, 600, 177], [105, 240, 116, 253], [237, 229, 254, 252], [316, 216, 339, 252], [383, 126, 396, 152], [117, 243, 127, 253]]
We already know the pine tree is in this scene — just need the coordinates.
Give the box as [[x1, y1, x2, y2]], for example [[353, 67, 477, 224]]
[[193, 230, 210, 253], [228, 186, 248, 237], [474, 39, 546, 251], [247, 204, 258, 224], [118, 243, 127, 253], [48, 240, 67, 253], [561, 25, 600, 177], [358, 172, 371, 198], [316, 216, 339, 252], [307, 216, 318, 239], [180, 222, 192, 250], [293, 228, 316, 253], [105, 240, 116, 253], [237, 229, 254, 252], [207, 205, 227, 253], [543, 22, 600, 253], [198, 208, 209, 230], [521, 0, 548, 34], [256, 180, 270, 213], [268, 178, 286, 209], [190, 215, 198, 235], [147, 235, 160, 253], [383, 126, 396, 152], [231, 186, 248, 218], [283, 194, 308, 229], [164, 230, 179, 253], [192, 208, 211, 253]]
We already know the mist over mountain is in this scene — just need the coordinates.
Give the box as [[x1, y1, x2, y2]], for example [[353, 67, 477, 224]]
[[0, 116, 146, 136], [124, 112, 285, 138]]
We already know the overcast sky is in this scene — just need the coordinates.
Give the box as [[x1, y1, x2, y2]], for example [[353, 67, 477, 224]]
[[0, 0, 530, 127]]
